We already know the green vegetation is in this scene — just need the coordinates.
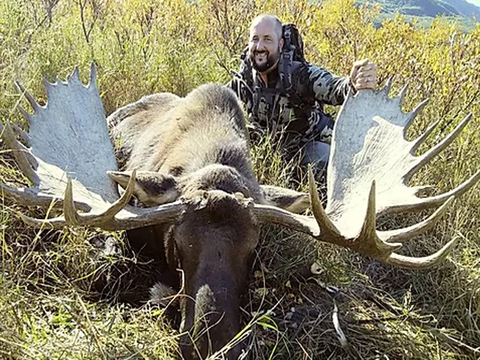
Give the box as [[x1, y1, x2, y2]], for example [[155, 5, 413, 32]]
[[1, 0, 480, 358]]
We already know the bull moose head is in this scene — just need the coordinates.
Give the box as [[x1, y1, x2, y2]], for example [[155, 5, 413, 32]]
[[1, 65, 478, 359]]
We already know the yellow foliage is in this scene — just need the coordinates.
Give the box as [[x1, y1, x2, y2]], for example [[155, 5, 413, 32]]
[[1, 0, 479, 126]]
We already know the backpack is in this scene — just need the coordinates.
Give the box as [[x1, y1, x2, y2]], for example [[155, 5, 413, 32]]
[[281, 23, 306, 64], [235, 23, 308, 107], [278, 23, 307, 107]]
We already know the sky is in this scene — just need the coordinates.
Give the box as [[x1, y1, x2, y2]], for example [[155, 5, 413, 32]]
[[466, 0, 480, 7]]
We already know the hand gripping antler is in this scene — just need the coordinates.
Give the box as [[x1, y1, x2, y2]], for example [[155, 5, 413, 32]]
[[254, 80, 480, 269], [1, 64, 184, 230]]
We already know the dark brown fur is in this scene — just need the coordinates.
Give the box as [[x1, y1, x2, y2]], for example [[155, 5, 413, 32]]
[[108, 84, 263, 359]]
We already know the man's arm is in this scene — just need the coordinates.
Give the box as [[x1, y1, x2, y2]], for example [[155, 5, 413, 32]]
[[294, 64, 352, 106], [294, 59, 377, 106]]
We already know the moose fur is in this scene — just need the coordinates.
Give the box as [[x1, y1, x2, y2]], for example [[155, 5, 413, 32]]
[[107, 84, 306, 360]]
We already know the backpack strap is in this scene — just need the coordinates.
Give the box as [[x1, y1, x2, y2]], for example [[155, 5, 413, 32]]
[[279, 24, 306, 109]]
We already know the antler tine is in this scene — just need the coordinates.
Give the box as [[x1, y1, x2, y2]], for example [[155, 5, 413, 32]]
[[308, 165, 339, 237], [54, 170, 137, 227], [383, 76, 394, 96], [1, 118, 37, 169], [3, 121, 37, 169], [10, 122, 32, 147], [378, 169, 480, 216], [418, 170, 480, 209], [43, 77, 56, 97], [64, 178, 82, 225], [16, 141, 38, 169], [359, 180, 377, 240], [408, 113, 473, 178], [398, 82, 409, 105], [404, 98, 429, 132], [68, 66, 81, 83], [357, 181, 402, 258], [89, 62, 98, 89], [16, 105, 32, 124], [1, 121, 40, 185], [386, 237, 458, 270], [96, 169, 136, 219], [380, 196, 454, 243], [15, 81, 40, 113], [411, 120, 440, 153], [18, 212, 64, 229]]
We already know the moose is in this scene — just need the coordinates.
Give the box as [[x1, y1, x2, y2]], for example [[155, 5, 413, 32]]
[[1, 64, 478, 360]]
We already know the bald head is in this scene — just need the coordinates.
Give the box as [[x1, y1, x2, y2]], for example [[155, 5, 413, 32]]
[[250, 14, 283, 41], [248, 14, 284, 73]]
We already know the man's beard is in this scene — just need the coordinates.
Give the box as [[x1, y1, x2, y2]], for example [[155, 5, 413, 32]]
[[250, 50, 279, 73]]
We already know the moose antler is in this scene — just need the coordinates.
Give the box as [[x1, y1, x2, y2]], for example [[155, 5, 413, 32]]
[[1, 64, 118, 210], [254, 80, 480, 269], [1, 64, 185, 230], [2, 67, 477, 268]]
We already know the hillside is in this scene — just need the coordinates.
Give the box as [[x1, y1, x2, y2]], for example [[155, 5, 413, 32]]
[[442, 0, 480, 17], [358, 0, 480, 26], [373, 0, 459, 17]]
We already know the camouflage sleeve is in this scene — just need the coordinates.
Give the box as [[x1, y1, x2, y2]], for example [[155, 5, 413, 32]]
[[294, 64, 352, 106]]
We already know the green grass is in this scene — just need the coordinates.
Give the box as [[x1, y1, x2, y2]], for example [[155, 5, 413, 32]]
[[1, 0, 480, 359]]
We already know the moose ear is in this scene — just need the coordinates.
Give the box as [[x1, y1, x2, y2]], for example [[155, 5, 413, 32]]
[[260, 185, 310, 214], [108, 170, 180, 206]]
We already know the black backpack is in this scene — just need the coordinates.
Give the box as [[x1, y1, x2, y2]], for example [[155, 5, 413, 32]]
[[279, 23, 307, 106], [281, 23, 306, 64]]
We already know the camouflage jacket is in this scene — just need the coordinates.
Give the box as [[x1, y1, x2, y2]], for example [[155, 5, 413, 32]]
[[227, 60, 352, 153]]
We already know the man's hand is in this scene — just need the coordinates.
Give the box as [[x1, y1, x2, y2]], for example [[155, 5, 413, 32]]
[[350, 59, 377, 91]]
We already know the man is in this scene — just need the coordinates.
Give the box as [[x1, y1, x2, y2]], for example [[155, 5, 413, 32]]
[[228, 14, 377, 170]]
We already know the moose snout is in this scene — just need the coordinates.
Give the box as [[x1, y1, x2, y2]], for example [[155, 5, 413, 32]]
[[180, 282, 245, 360]]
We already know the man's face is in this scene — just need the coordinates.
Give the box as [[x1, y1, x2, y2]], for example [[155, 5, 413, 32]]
[[248, 19, 283, 73]]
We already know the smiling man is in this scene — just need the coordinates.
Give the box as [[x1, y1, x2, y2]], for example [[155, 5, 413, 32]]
[[249, 15, 284, 77], [228, 14, 377, 172]]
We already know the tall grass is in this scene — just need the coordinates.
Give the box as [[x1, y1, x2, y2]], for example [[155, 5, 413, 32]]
[[1, 0, 480, 359]]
